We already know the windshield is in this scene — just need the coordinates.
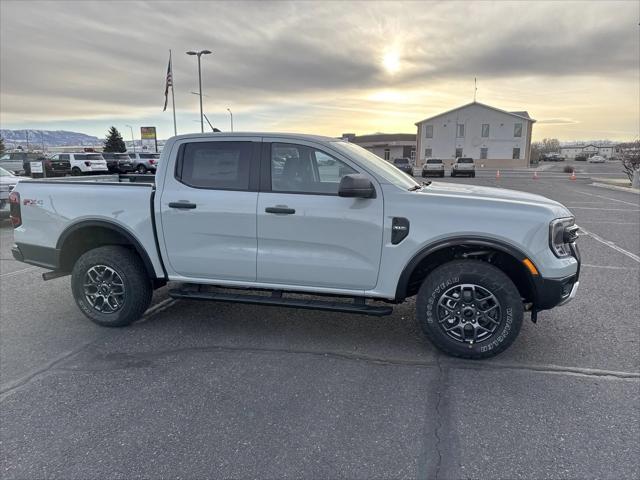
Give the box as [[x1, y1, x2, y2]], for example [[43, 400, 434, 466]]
[[0, 166, 15, 177], [426, 159, 442, 164], [331, 142, 420, 190]]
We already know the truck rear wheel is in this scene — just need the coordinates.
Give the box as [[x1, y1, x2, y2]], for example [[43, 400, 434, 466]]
[[416, 259, 523, 359], [71, 246, 152, 327]]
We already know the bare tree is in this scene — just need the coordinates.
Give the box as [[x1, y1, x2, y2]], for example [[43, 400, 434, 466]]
[[618, 140, 640, 182]]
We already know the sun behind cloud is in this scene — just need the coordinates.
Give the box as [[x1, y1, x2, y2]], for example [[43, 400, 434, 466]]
[[382, 51, 401, 74]]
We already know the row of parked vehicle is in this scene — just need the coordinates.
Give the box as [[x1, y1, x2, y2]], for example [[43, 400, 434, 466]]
[[392, 157, 476, 178], [0, 151, 160, 177]]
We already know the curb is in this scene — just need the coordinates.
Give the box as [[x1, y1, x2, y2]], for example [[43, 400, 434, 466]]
[[590, 182, 640, 195]]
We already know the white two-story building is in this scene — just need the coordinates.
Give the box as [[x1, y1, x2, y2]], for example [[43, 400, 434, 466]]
[[415, 102, 536, 168]]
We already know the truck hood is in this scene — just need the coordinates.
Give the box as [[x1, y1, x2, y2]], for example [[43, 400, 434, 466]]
[[420, 181, 572, 216]]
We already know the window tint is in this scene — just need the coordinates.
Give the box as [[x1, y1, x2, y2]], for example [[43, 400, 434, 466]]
[[514, 123, 522, 137], [178, 141, 252, 190], [394, 158, 409, 165], [458, 158, 474, 163], [426, 159, 442, 164], [59, 154, 70, 161], [140, 153, 160, 159], [271, 143, 356, 195], [74, 154, 87, 160]]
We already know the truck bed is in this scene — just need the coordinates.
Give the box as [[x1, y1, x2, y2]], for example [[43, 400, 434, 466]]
[[12, 174, 164, 277]]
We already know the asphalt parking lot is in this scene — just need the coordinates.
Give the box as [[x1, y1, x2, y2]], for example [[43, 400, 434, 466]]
[[1, 161, 638, 479]]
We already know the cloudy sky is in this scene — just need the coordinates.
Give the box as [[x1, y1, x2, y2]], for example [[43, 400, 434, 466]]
[[1, 1, 638, 141]]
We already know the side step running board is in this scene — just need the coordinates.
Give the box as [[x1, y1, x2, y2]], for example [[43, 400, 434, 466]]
[[168, 287, 393, 317]]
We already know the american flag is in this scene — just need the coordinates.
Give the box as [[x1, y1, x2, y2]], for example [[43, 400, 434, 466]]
[[163, 52, 173, 112]]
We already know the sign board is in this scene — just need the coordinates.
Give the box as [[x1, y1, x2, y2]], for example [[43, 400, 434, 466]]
[[140, 126, 158, 153], [30, 161, 43, 174]]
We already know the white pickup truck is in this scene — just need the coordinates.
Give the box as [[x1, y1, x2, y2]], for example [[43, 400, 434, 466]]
[[9, 133, 581, 359]]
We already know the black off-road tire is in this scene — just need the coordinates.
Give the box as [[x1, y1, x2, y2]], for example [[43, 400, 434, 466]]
[[136, 164, 147, 174], [71, 246, 153, 327], [416, 260, 524, 359]]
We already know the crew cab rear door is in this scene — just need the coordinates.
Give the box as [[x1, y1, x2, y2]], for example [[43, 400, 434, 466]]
[[159, 137, 261, 281], [256, 140, 383, 290]]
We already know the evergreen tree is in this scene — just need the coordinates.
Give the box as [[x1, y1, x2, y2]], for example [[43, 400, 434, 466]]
[[103, 126, 126, 152], [0, 136, 5, 154]]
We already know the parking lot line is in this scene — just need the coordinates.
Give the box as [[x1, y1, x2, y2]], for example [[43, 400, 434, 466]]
[[581, 228, 640, 263], [0, 266, 38, 278], [582, 263, 638, 270], [573, 189, 640, 207], [569, 206, 639, 212]]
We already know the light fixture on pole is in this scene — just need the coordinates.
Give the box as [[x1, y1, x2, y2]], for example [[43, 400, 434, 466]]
[[227, 108, 233, 132], [186, 49, 212, 133], [125, 124, 136, 153]]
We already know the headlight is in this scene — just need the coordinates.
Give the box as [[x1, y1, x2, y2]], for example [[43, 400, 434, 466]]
[[549, 217, 576, 257]]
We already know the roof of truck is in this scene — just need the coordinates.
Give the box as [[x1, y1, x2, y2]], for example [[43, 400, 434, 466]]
[[170, 132, 341, 143]]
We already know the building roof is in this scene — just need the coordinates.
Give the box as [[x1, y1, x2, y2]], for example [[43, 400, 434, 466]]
[[348, 133, 416, 144], [415, 101, 536, 125], [560, 144, 612, 149]]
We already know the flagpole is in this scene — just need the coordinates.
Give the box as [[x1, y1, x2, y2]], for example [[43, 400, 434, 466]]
[[170, 49, 177, 136]]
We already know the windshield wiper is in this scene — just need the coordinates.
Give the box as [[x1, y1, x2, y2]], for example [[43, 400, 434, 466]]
[[408, 184, 422, 191]]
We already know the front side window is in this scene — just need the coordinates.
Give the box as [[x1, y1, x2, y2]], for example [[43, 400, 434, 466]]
[[514, 123, 522, 137], [456, 124, 465, 137], [512, 147, 521, 159], [481, 124, 490, 138], [178, 141, 252, 190], [425, 125, 433, 138], [271, 143, 356, 195], [480, 147, 488, 159]]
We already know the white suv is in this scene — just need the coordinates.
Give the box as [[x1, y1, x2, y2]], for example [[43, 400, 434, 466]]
[[49, 153, 108, 176], [451, 157, 475, 177], [128, 152, 160, 173]]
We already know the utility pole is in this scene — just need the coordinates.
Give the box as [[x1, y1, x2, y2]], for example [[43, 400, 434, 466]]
[[126, 125, 136, 153], [26, 130, 30, 151], [186, 50, 212, 133]]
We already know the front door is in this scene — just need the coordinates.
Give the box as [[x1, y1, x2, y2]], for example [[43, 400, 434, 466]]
[[256, 141, 384, 291], [159, 137, 260, 281]]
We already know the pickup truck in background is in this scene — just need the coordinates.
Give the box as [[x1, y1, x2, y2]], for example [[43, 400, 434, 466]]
[[9, 133, 581, 359]]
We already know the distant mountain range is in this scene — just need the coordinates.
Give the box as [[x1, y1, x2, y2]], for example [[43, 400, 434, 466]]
[[0, 129, 101, 147]]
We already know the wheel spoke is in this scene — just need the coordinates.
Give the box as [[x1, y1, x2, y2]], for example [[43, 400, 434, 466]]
[[83, 265, 125, 315]]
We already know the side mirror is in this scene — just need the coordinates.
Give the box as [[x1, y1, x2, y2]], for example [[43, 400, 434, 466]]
[[338, 174, 375, 198]]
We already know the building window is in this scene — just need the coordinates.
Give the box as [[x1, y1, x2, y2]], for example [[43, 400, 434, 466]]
[[456, 124, 465, 138], [480, 147, 488, 159], [384, 148, 390, 160], [514, 123, 522, 137], [425, 125, 433, 138], [455, 147, 463, 158], [410, 149, 416, 161], [425, 148, 432, 158], [512, 147, 520, 159], [481, 124, 490, 138]]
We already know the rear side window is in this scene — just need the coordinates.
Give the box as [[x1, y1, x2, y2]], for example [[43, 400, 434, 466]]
[[178, 141, 252, 190]]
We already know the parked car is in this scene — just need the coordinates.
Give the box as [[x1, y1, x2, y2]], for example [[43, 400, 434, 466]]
[[0, 166, 28, 214], [11, 132, 581, 360], [0, 152, 42, 175], [542, 154, 564, 162], [451, 157, 475, 177], [42, 154, 73, 177], [65, 153, 108, 175], [392, 157, 413, 176], [128, 152, 160, 173], [574, 154, 587, 161], [102, 153, 135, 173], [422, 158, 445, 177], [587, 155, 605, 163]]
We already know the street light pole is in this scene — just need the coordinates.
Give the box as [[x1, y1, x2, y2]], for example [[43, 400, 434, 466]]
[[126, 125, 136, 153], [227, 108, 233, 132], [186, 50, 212, 133]]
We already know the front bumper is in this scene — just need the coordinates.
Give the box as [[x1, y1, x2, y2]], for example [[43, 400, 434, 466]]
[[532, 243, 581, 310]]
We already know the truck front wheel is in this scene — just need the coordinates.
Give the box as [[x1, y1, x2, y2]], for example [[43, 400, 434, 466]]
[[71, 246, 152, 327], [416, 260, 523, 359]]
